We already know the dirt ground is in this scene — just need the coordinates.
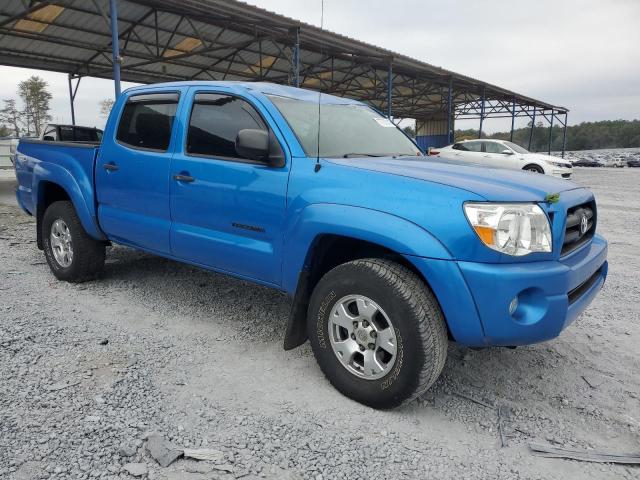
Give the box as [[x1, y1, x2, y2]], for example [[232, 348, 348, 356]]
[[1, 167, 638, 479]]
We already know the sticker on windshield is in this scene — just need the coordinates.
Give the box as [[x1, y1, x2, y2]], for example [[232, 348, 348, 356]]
[[373, 117, 395, 127]]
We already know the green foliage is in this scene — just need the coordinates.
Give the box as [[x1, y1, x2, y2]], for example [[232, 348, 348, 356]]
[[455, 120, 640, 152], [0, 125, 9, 137], [545, 193, 560, 204], [402, 125, 416, 138], [99, 98, 115, 119], [0, 99, 22, 137], [18, 75, 52, 137]]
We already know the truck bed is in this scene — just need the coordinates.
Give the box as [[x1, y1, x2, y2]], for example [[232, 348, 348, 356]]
[[15, 138, 101, 234]]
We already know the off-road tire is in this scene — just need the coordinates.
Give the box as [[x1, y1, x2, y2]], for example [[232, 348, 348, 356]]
[[42, 201, 105, 282], [307, 258, 448, 409]]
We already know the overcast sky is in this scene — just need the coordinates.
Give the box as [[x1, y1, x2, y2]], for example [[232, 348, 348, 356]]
[[1, 0, 638, 132]]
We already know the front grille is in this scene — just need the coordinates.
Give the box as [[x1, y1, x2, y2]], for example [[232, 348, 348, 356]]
[[561, 201, 596, 255], [568, 265, 603, 304]]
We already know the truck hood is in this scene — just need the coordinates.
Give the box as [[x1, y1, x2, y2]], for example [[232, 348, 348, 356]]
[[328, 157, 581, 202]]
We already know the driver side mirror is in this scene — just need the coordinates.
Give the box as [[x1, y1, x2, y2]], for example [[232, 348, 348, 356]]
[[43, 135, 55, 141], [236, 129, 269, 162], [235, 129, 285, 167], [502, 149, 514, 155]]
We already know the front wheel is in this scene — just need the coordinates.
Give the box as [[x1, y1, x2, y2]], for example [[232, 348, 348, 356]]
[[307, 259, 448, 409], [42, 201, 105, 283], [523, 164, 544, 174]]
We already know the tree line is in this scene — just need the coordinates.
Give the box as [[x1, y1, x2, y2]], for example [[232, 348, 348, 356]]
[[0, 75, 52, 138], [453, 119, 640, 152], [2, 76, 638, 152]]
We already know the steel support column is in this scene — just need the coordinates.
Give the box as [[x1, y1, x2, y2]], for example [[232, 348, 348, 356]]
[[447, 77, 453, 144], [68, 74, 76, 126], [291, 27, 300, 87], [561, 112, 568, 158], [387, 60, 393, 118], [109, 0, 121, 98], [478, 86, 486, 138], [67, 75, 82, 125], [548, 110, 554, 155], [510, 97, 516, 141], [528, 107, 536, 151]]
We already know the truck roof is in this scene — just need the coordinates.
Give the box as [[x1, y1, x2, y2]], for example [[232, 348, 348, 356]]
[[125, 81, 362, 105]]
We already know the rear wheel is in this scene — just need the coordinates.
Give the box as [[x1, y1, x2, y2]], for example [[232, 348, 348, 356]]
[[307, 258, 448, 409], [523, 164, 544, 174], [42, 201, 105, 282]]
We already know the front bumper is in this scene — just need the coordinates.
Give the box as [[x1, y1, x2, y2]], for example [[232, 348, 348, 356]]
[[408, 234, 607, 347], [550, 167, 572, 179]]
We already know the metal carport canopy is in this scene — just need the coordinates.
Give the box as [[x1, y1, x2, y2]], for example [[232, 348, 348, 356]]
[[0, 0, 569, 152]]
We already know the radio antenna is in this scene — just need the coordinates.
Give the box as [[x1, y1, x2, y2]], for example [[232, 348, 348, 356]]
[[314, 0, 324, 173]]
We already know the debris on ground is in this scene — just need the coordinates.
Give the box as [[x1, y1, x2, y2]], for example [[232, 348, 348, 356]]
[[183, 448, 225, 462], [146, 433, 183, 467], [122, 462, 148, 477], [529, 443, 640, 464]]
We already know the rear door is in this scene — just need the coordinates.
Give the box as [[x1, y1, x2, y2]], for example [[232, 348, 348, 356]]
[[169, 88, 290, 286], [452, 140, 484, 166], [96, 91, 182, 254]]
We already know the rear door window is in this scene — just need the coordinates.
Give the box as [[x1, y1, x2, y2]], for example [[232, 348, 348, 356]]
[[116, 93, 179, 151], [456, 141, 482, 152], [483, 142, 507, 154]]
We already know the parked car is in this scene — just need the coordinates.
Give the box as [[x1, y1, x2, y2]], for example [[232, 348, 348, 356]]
[[609, 158, 625, 168], [14, 81, 608, 409], [627, 158, 640, 167], [572, 158, 604, 167], [432, 139, 573, 179], [41, 123, 103, 143]]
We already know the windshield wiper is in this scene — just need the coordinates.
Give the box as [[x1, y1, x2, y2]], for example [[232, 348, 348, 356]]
[[342, 153, 385, 158]]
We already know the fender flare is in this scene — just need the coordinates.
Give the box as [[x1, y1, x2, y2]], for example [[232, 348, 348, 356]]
[[33, 162, 106, 243], [282, 203, 453, 293], [281, 203, 453, 349]]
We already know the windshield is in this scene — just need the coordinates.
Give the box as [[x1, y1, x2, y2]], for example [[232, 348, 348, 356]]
[[268, 95, 421, 158], [503, 141, 529, 154]]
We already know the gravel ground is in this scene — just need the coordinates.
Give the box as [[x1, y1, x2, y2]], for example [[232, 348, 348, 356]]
[[1, 168, 639, 480]]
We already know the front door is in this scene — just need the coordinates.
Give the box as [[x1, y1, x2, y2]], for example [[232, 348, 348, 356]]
[[169, 89, 289, 286], [482, 141, 513, 169], [96, 91, 183, 254]]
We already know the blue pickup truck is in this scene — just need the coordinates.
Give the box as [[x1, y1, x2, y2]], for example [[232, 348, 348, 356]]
[[14, 81, 608, 408]]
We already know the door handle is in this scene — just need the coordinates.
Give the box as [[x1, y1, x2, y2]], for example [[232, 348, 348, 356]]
[[173, 174, 194, 183], [103, 163, 119, 171]]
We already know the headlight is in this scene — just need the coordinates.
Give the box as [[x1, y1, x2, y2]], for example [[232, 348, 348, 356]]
[[464, 203, 552, 256], [549, 161, 570, 168]]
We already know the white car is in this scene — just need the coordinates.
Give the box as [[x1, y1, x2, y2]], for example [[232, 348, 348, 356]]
[[432, 139, 573, 179]]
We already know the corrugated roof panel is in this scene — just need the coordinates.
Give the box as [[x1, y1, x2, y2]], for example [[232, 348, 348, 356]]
[[0, 0, 567, 117]]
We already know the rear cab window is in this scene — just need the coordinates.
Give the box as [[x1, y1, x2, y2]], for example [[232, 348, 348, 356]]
[[59, 126, 100, 142], [116, 93, 179, 151]]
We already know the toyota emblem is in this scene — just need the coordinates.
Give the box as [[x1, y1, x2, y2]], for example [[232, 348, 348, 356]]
[[580, 214, 588, 236]]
